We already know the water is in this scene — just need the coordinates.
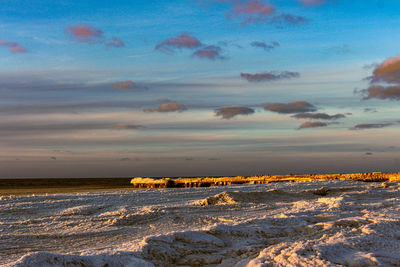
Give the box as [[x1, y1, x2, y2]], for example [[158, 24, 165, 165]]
[[1, 180, 400, 266]]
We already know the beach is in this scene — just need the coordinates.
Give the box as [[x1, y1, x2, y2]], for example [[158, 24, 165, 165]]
[[2, 179, 399, 266]]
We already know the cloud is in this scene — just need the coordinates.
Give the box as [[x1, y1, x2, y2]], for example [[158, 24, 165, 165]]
[[218, 40, 243, 49], [352, 123, 394, 130], [114, 124, 146, 130], [155, 33, 201, 53], [264, 101, 317, 114], [364, 108, 377, 113], [65, 24, 103, 43], [106, 37, 125, 48], [144, 102, 187, 113], [370, 55, 400, 84], [241, 71, 300, 82], [200, 0, 307, 26], [330, 45, 351, 55], [192, 45, 224, 60], [0, 122, 149, 135], [111, 80, 147, 90], [298, 121, 327, 129], [155, 33, 223, 60], [215, 106, 255, 119], [360, 55, 400, 100], [363, 63, 378, 70], [291, 113, 345, 120], [228, 0, 275, 24], [270, 13, 308, 26], [0, 40, 27, 53], [361, 85, 400, 100], [250, 41, 279, 51]]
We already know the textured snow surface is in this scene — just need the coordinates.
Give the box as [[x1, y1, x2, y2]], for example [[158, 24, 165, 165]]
[[2, 180, 400, 266]]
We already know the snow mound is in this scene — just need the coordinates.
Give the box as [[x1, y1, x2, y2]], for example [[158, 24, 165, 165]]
[[58, 205, 104, 216], [141, 231, 226, 266], [195, 189, 302, 206], [107, 207, 164, 226]]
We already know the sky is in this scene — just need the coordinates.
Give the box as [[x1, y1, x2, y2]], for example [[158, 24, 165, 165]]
[[1, 0, 400, 178]]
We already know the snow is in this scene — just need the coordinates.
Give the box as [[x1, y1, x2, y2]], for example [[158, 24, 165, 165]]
[[2, 180, 399, 266]]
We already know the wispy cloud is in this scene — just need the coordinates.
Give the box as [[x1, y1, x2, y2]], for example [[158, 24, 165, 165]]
[[264, 101, 317, 114], [215, 106, 255, 119], [250, 41, 279, 51], [106, 37, 125, 48], [330, 44, 351, 55], [155, 33, 201, 53], [351, 123, 396, 130], [193, 45, 225, 60], [298, 121, 327, 129], [241, 71, 300, 82], [143, 102, 187, 113], [291, 113, 345, 120], [270, 13, 308, 26], [114, 124, 146, 130], [299, 0, 326, 6], [0, 40, 27, 53], [158, 98, 172, 103], [364, 108, 377, 113]]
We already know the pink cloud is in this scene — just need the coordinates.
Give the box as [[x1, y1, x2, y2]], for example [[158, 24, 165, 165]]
[[112, 80, 147, 90], [192, 45, 224, 60], [65, 24, 103, 43], [298, 121, 327, 130], [144, 102, 187, 113], [264, 101, 317, 114], [215, 106, 255, 119], [372, 55, 400, 84], [200, 0, 307, 26], [228, 0, 275, 24], [155, 33, 201, 53], [0, 40, 27, 53]]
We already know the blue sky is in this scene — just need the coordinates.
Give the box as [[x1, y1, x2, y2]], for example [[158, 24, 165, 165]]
[[1, 0, 400, 178]]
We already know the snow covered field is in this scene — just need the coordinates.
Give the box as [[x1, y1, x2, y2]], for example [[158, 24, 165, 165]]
[[2, 180, 399, 266]]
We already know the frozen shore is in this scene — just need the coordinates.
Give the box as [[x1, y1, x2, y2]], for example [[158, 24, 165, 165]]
[[2, 180, 400, 266], [130, 172, 400, 188]]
